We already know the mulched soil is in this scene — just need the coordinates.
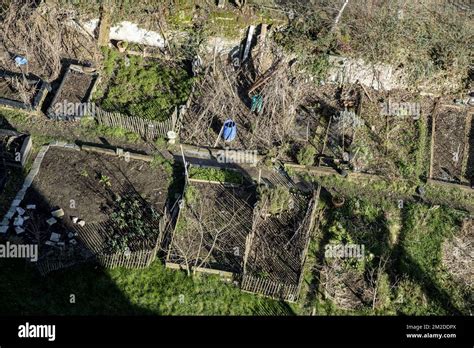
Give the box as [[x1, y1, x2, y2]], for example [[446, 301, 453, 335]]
[[52, 70, 94, 106]]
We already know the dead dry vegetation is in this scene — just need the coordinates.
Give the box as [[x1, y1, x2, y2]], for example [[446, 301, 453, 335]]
[[0, 75, 40, 105], [0, 0, 99, 82], [181, 33, 316, 154], [442, 218, 473, 289], [277, 0, 473, 94]]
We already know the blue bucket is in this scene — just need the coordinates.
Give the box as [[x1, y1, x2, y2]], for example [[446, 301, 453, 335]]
[[222, 119, 237, 142]]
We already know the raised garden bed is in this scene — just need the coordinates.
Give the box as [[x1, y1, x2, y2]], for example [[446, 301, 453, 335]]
[[0, 129, 32, 167], [0, 70, 48, 111], [430, 105, 472, 185], [47, 64, 99, 120], [1, 143, 172, 275]]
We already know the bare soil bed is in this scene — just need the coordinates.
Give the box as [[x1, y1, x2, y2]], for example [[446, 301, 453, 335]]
[[432, 106, 471, 183], [27, 146, 169, 224], [6, 145, 171, 271], [48, 68, 96, 118]]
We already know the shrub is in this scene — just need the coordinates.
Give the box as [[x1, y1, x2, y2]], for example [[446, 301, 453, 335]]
[[184, 185, 199, 205], [151, 153, 173, 176], [100, 49, 194, 121], [296, 145, 317, 166], [258, 185, 292, 215]]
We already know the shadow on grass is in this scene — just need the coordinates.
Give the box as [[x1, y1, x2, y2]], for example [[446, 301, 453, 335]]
[[0, 125, 292, 315], [390, 204, 464, 315]]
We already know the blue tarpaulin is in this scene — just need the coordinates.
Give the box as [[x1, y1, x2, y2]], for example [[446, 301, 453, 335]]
[[14, 56, 28, 66]]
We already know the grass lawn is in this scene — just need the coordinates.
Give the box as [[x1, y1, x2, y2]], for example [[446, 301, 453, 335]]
[[302, 191, 471, 316], [0, 260, 293, 316]]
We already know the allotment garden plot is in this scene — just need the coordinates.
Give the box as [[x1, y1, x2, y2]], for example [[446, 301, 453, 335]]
[[430, 105, 473, 185], [180, 42, 316, 154], [1, 144, 172, 274], [166, 179, 256, 277], [96, 48, 194, 122], [324, 89, 431, 179]]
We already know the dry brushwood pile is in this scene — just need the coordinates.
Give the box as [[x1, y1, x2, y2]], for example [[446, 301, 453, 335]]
[[181, 37, 315, 153], [0, 1, 99, 82], [442, 218, 473, 289], [0, 75, 41, 105], [319, 257, 373, 310]]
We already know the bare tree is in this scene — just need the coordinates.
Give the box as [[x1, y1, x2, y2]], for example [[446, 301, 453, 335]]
[[168, 185, 250, 276]]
